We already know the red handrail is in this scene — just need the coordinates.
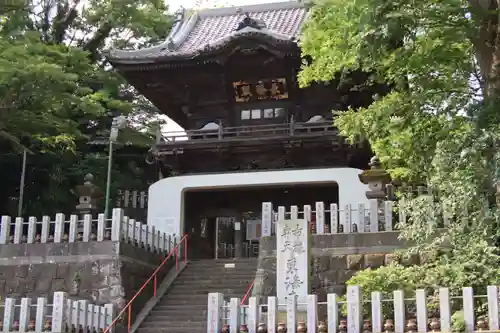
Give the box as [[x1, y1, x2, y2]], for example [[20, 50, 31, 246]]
[[103, 234, 188, 333], [240, 279, 256, 305]]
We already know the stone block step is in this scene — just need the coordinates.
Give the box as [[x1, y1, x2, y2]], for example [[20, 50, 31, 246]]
[[143, 315, 206, 323], [167, 288, 247, 295], [188, 259, 258, 265], [140, 320, 206, 328], [136, 327, 194, 333], [171, 280, 253, 288], [137, 327, 204, 333], [176, 274, 256, 281], [152, 304, 207, 311], [148, 309, 207, 317]]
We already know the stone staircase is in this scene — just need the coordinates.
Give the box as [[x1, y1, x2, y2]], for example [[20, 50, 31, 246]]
[[136, 259, 258, 333]]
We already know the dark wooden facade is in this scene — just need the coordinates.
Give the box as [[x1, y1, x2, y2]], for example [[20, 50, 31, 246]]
[[107, 2, 386, 257]]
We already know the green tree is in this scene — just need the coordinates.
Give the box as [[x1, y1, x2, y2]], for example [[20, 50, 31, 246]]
[[299, 0, 500, 293], [0, 0, 173, 216]]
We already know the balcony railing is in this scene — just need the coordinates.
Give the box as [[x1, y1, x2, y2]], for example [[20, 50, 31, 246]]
[[156, 121, 337, 150]]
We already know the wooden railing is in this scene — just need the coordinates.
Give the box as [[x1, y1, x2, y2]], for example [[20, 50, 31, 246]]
[[156, 121, 337, 149]]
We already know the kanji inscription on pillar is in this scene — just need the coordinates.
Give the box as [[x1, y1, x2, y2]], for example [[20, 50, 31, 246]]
[[276, 218, 310, 305]]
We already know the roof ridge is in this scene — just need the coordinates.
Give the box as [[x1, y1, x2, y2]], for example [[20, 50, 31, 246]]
[[197, 1, 304, 18]]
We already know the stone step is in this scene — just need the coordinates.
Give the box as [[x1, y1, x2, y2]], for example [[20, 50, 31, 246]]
[[152, 304, 207, 311], [177, 274, 256, 281], [188, 259, 258, 265], [143, 315, 206, 322], [148, 309, 207, 317], [167, 288, 248, 295], [137, 327, 204, 333], [140, 320, 206, 328], [174, 280, 254, 286]]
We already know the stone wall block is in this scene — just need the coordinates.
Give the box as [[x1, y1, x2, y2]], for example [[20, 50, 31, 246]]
[[384, 253, 399, 265], [346, 254, 364, 270], [419, 251, 436, 264], [364, 253, 386, 269], [329, 255, 346, 270], [401, 253, 419, 266], [336, 269, 356, 284]]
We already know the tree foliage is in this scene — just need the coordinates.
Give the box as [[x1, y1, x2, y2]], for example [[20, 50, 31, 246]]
[[299, 0, 500, 292], [0, 0, 173, 216]]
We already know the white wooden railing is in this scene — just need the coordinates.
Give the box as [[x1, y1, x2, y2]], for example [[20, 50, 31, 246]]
[[0, 292, 113, 333], [0, 208, 179, 253], [208, 285, 500, 333]]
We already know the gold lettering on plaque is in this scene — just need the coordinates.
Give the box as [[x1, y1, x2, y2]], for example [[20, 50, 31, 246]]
[[233, 78, 288, 102]]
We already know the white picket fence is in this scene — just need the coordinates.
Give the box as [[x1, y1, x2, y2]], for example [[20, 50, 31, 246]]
[[116, 189, 148, 209], [0, 208, 179, 253], [261, 200, 395, 236], [0, 291, 113, 333], [208, 285, 500, 333]]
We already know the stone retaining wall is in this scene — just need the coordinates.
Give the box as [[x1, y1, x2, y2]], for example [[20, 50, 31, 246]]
[[0, 241, 174, 325], [252, 232, 421, 301]]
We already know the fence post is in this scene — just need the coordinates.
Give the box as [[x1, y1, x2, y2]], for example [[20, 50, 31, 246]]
[[207, 293, 224, 333], [41, 216, 50, 243], [267, 296, 277, 333], [13, 217, 23, 244], [3, 297, 15, 332], [27, 217, 37, 243], [78, 300, 89, 331], [111, 208, 124, 241], [327, 293, 339, 333], [35, 297, 48, 332], [229, 297, 240, 333], [416, 289, 427, 333], [488, 285, 499, 330], [290, 205, 298, 219], [54, 213, 65, 243], [261, 202, 273, 237], [393, 290, 405, 333], [52, 291, 69, 333], [0, 216, 11, 244], [247, 297, 258, 333], [104, 304, 115, 333], [315, 202, 325, 234], [384, 201, 393, 231], [286, 295, 297, 333], [371, 291, 382, 333], [346, 286, 362, 333], [463, 287, 475, 332], [19, 297, 32, 332], [307, 294, 318, 333], [97, 213, 105, 241]]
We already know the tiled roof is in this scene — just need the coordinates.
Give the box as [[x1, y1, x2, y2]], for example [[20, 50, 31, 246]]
[[108, 1, 308, 64]]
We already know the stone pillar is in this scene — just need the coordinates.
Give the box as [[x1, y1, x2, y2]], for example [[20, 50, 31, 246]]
[[234, 221, 243, 258]]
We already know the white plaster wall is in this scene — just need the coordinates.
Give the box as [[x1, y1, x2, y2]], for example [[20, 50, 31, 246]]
[[147, 167, 369, 235]]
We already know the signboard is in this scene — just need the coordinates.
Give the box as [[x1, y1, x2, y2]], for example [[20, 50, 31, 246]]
[[233, 78, 288, 102]]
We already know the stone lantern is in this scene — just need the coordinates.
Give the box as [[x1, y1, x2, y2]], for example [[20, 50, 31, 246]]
[[358, 156, 392, 230], [358, 156, 391, 200], [74, 173, 103, 216]]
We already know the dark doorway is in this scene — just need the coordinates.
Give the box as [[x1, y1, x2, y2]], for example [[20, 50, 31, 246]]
[[183, 182, 339, 259]]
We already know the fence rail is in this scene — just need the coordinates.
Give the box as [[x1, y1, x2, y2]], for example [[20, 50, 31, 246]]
[[208, 285, 500, 333], [0, 208, 179, 253], [0, 292, 113, 333]]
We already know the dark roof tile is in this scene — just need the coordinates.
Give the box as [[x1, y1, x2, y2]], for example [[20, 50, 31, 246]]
[[108, 1, 307, 64]]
